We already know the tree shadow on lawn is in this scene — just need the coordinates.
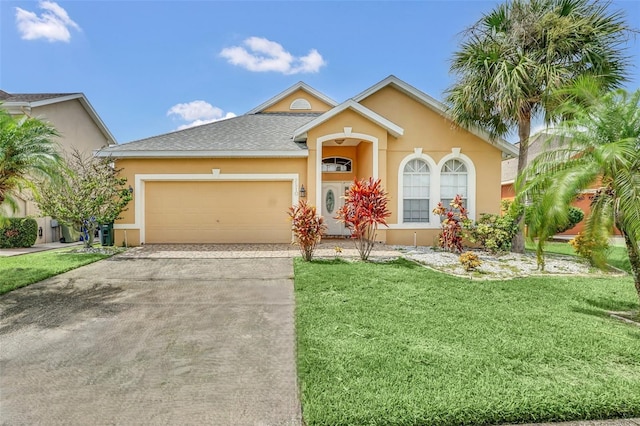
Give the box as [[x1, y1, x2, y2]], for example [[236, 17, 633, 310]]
[[571, 297, 640, 329], [0, 282, 127, 335]]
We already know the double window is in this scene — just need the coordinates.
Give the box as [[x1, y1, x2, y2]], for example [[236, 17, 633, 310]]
[[400, 156, 470, 224]]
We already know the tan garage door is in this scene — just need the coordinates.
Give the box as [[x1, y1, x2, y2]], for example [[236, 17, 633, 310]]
[[145, 181, 292, 243]]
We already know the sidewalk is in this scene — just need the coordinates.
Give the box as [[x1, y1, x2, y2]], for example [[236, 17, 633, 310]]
[[0, 241, 82, 257]]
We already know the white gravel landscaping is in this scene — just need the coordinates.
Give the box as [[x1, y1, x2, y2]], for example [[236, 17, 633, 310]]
[[397, 246, 623, 280]]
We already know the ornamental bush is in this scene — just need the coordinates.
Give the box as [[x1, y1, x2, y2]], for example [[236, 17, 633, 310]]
[[466, 213, 519, 254], [288, 200, 326, 261], [433, 195, 469, 253], [336, 178, 391, 261], [459, 251, 482, 272], [569, 231, 609, 267], [0, 217, 37, 248]]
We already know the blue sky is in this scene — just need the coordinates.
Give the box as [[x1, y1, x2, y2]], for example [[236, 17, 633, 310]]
[[1, 0, 639, 144]]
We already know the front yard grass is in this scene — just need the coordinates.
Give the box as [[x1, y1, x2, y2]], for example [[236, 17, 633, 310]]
[[0, 248, 115, 295], [525, 241, 632, 274], [295, 258, 640, 425]]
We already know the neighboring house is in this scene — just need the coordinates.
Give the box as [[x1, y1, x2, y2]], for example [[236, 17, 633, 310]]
[[0, 90, 116, 243], [501, 132, 617, 237], [501, 132, 560, 202], [97, 75, 518, 246]]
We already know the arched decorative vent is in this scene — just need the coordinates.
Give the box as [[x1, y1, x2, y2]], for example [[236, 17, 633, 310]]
[[290, 98, 312, 110], [322, 157, 352, 172]]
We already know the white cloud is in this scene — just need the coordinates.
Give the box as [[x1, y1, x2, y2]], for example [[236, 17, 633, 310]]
[[220, 37, 326, 75], [167, 100, 236, 130], [15, 1, 81, 43]]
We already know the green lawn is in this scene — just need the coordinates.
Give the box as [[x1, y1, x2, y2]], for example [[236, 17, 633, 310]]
[[525, 241, 632, 274], [0, 248, 115, 295], [295, 258, 640, 425]]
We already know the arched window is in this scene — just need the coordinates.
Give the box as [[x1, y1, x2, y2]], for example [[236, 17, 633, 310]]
[[403, 159, 430, 223], [322, 157, 352, 172], [290, 98, 312, 110], [440, 159, 467, 208]]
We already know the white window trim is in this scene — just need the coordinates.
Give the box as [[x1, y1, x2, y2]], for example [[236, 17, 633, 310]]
[[391, 148, 476, 229], [396, 151, 439, 227], [114, 172, 299, 245], [437, 151, 476, 221]]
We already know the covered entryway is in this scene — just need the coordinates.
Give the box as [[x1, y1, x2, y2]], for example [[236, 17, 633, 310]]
[[144, 180, 292, 243]]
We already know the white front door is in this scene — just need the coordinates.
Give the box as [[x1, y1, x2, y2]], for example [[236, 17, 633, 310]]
[[321, 182, 351, 236]]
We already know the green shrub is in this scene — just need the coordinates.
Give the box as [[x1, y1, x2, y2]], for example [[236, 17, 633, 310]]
[[569, 231, 609, 267], [0, 217, 38, 248], [525, 205, 584, 233], [561, 206, 585, 232], [466, 213, 518, 254]]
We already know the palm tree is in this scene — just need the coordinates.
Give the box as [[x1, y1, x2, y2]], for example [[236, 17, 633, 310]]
[[0, 109, 62, 216], [518, 88, 640, 304], [445, 0, 630, 253]]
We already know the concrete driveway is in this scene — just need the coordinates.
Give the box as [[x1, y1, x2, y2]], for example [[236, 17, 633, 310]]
[[0, 252, 301, 425]]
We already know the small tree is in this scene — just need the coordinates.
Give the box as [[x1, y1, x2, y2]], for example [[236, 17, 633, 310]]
[[0, 109, 62, 222], [36, 149, 132, 248], [433, 195, 469, 253], [288, 200, 326, 261], [336, 178, 390, 261]]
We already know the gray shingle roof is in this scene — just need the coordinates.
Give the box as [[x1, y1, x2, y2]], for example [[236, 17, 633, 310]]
[[0, 91, 79, 102], [98, 112, 319, 157]]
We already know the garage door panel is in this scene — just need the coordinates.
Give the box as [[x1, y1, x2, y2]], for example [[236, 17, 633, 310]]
[[145, 181, 292, 243]]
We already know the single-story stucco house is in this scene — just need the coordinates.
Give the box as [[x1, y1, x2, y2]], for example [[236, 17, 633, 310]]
[[97, 75, 518, 246]]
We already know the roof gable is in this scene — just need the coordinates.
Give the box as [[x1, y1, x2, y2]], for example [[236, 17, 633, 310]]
[[292, 99, 404, 139], [354, 75, 518, 158], [247, 82, 337, 114], [0, 91, 117, 145]]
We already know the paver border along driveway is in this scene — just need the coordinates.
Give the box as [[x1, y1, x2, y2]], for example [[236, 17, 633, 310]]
[[0, 248, 301, 425]]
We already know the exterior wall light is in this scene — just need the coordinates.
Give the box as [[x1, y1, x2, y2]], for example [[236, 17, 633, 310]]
[[300, 184, 307, 198]]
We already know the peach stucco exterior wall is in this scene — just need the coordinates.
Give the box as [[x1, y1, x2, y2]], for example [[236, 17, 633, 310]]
[[34, 100, 111, 156], [360, 86, 503, 245], [262, 89, 332, 113], [113, 157, 307, 246]]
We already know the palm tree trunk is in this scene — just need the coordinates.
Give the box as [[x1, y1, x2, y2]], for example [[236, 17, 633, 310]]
[[621, 230, 640, 306], [511, 113, 531, 254]]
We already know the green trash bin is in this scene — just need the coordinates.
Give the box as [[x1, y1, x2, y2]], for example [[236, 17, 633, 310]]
[[100, 223, 114, 246]]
